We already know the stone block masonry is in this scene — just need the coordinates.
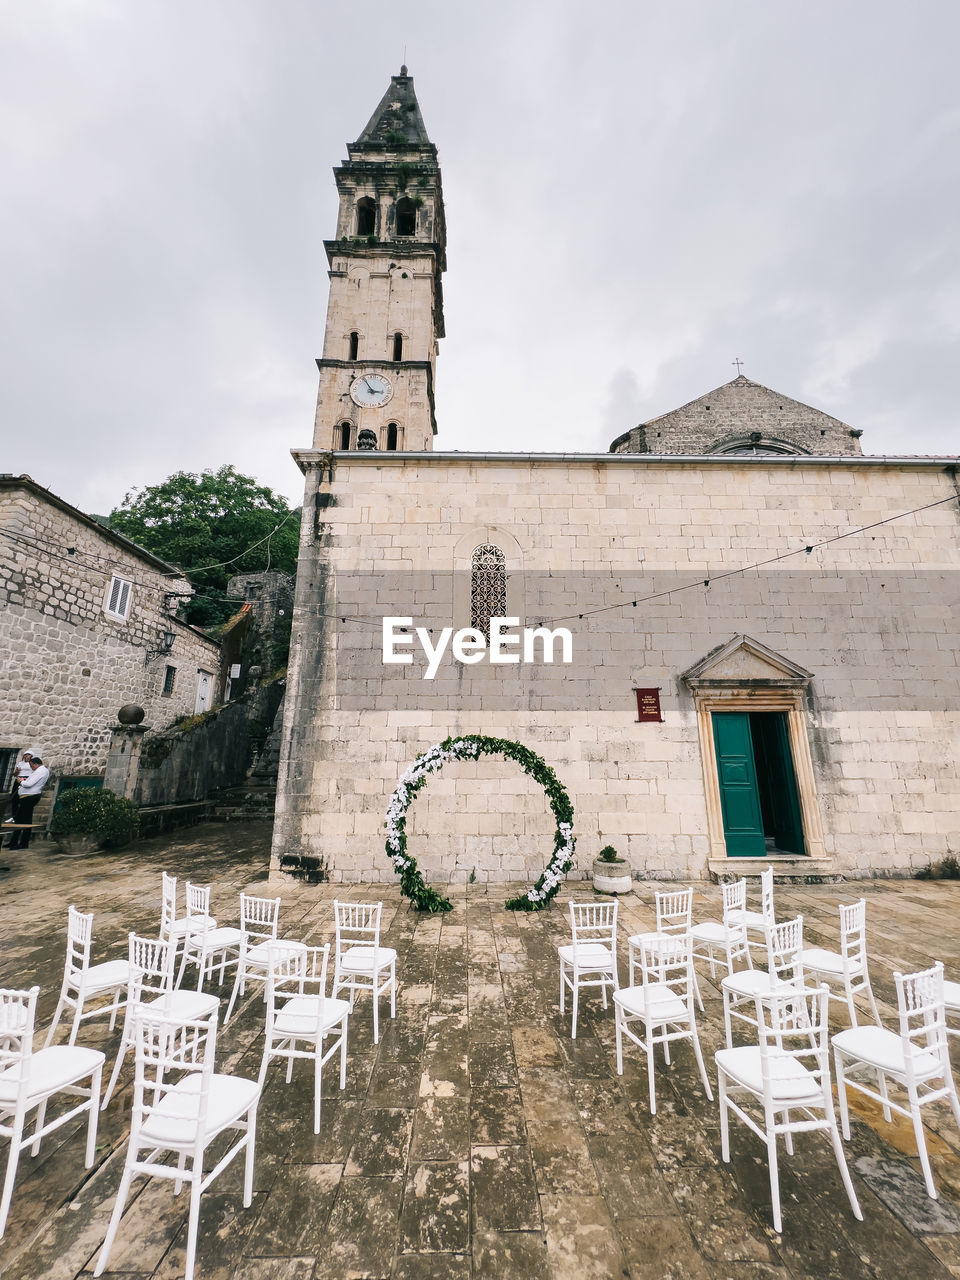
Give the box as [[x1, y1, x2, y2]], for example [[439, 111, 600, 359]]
[[274, 451, 960, 884], [0, 478, 220, 780]]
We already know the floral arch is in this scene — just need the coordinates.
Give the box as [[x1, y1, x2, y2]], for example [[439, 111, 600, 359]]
[[384, 735, 576, 912]]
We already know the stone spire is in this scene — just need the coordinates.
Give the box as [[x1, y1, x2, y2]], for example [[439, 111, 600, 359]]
[[354, 68, 433, 150]]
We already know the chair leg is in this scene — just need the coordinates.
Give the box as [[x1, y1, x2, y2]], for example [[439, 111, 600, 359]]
[[767, 1132, 783, 1234], [224, 963, 243, 1026], [646, 1028, 657, 1115], [339, 1021, 348, 1090], [690, 1025, 714, 1102], [615, 1008, 624, 1075], [722, 990, 736, 1050], [878, 1074, 892, 1123], [864, 980, 882, 1027], [174, 1152, 187, 1196], [85, 1066, 102, 1165], [390, 961, 396, 1019], [314, 1050, 323, 1134], [718, 1072, 730, 1162], [571, 975, 579, 1040], [0, 1115, 25, 1238], [693, 968, 705, 1013], [43, 987, 68, 1049], [845, 981, 859, 1028], [184, 1170, 203, 1280], [827, 1115, 863, 1220], [107, 988, 121, 1032], [30, 1100, 48, 1156], [834, 1048, 852, 1140], [783, 1117, 794, 1156], [910, 1096, 938, 1198], [243, 1110, 257, 1208], [94, 1164, 135, 1276], [559, 963, 565, 1014], [68, 990, 85, 1046], [373, 974, 380, 1044]]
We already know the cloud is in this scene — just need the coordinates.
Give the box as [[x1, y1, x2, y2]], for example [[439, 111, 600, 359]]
[[0, 0, 958, 517]]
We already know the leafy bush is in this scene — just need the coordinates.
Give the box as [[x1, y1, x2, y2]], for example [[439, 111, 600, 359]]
[[916, 855, 960, 881], [597, 845, 623, 864], [51, 787, 140, 847]]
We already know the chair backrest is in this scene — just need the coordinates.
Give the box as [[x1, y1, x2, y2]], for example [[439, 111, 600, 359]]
[[265, 943, 331, 1035], [334, 900, 382, 957], [0, 987, 39, 1101], [569, 900, 617, 952], [160, 871, 178, 938], [131, 1007, 218, 1142], [765, 915, 804, 986], [640, 933, 695, 1011], [66, 905, 94, 975], [655, 888, 693, 936], [720, 879, 748, 931], [759, 865, 775, 923], [241, 894, 281, 943], [838, 899, 868, 972], [185, 882, 212, 917], [756, 982, 831, 1102], [895, 962, 949, 1079], [128, 933, 175, 999]]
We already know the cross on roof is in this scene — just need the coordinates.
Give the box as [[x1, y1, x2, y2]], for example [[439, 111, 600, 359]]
[[732, 358, 744, 375]]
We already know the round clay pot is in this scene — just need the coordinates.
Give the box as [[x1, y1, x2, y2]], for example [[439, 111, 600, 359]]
[[592, 857, 633, 894], [54, 833, 103, 855]]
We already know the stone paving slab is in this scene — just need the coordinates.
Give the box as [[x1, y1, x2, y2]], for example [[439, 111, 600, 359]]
[[3, 823, 960, 1278]]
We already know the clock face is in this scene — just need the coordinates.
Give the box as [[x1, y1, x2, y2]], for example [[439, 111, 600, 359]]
[[350, 372, 393, 408]]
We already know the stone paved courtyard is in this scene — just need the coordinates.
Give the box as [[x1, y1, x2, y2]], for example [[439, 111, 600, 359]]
[[4, 822, 960, 1279]]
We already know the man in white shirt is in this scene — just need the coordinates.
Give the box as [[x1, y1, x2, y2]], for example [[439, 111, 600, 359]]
[[6, 757, 50, 849]]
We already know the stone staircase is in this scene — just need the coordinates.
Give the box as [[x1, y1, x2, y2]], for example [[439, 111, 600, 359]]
[[210, 709, 283, 822]]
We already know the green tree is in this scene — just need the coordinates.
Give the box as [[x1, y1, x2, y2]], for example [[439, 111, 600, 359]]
[[109, 466, 300, 629]]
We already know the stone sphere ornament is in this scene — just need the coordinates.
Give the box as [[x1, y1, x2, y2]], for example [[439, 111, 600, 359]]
[[117, 704, 146, 725]]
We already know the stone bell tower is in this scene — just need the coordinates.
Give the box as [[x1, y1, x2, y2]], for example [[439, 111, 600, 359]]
[[313, 68, 446, 453]]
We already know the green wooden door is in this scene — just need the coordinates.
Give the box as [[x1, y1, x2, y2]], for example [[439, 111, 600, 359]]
[[712, 712, 767, 857]]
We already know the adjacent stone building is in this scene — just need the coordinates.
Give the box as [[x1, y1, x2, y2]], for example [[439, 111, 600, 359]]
[[273, 72, 960, 886], [0, 474, 221, 794]]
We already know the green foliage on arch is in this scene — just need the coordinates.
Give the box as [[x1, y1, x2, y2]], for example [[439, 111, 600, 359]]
[[384, 735, 576, 913]]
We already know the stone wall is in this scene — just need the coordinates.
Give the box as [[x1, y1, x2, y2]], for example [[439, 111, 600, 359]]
[[0, 480, 221, 779], [274, 451, 960, 884], [114, 678, 285, 807], [610, 376, 864, 456]]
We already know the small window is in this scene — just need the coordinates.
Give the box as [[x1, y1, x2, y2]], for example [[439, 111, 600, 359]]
[[338, 422, 351, 450], [392, 332, 403, 362], [395, 197, 416, 236], [356, 197, 376, 236], [470, 544, 507, 637], [386, 422, 399, 451], [348, 331, 359, 360], [105, 575, 133, 621], [162, 665, 176, 697]]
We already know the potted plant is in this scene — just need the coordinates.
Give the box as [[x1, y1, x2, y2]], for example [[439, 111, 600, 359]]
[[592, 844, 633, 894], [50, 787, 140, 854]]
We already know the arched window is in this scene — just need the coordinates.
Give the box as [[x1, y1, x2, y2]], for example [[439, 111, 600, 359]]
[[386, 422, 399, 451], [337, 422, 351, 450], [356, 197, 376, 236], [470, 544, 506, 636], [395, 197, 416, 237], [392, 332, 403, 362], [348, 331, 359, 360]]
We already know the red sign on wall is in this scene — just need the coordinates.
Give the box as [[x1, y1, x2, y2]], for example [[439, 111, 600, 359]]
[[634, 688, 663, 723]]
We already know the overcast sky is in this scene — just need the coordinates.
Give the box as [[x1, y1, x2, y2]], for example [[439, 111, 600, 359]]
[[1, 1, 958, 514]]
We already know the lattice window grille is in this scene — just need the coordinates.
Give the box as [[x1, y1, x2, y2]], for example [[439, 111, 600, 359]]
[[470, 544, 506, 635]]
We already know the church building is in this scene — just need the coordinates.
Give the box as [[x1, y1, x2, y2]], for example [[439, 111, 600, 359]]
[[274, 71, 960, 886]]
